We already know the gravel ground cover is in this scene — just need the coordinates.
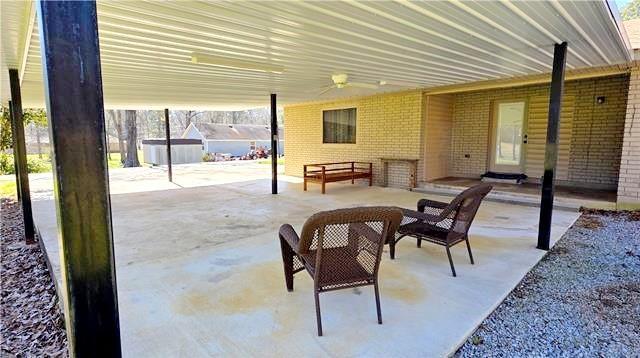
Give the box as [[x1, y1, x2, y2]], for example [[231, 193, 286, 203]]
[[1, 198, 67, 356], [456, 209, 640, 357]]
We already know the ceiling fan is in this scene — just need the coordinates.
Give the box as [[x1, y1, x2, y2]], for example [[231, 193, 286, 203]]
[[318, 74, 379, 95]]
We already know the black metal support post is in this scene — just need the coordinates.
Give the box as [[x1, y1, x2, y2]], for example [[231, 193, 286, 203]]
[[9, 69, 35, 244], [537, 42, 567, 251], [164, 108, 172, 182], [8, 100, 21, 201], [36, 1, 122, 356], [270, 93, 278, 194]]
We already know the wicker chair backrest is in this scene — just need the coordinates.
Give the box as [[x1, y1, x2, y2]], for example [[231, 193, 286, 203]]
[[448, 184, 493, 239], [298, 207, 402, 288]]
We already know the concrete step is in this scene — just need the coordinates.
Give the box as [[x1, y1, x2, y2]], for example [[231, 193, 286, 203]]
[[413, 183, 616, 212]]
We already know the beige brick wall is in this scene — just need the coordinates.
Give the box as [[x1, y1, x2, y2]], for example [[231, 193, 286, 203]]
[[618, 64, 640, 209], [569, 75, 628, 188], [284, 75, 629, 193], [284, 90, 424, 187], [448, 75, 629, 189], [424, 94, 454, 181]]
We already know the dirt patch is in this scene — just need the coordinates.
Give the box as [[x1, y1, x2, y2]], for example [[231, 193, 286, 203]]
[[574, 214, 603, 229], [1, 198, 68, 356], [173, 262, 282, 315], [379, 263, 427, 304], [626, 211, 640, 222]]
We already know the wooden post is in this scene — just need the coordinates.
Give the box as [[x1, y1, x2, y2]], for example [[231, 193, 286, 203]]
[[537, 42, 567, 251], [351, 162, 355, 184], [36, 1, 122, 356], [164, 108, 172, 182], [270, 93, 278, 194], [303, 165, 308, 191], [9, 69, 35, 244], [8, 100, 21, 201]]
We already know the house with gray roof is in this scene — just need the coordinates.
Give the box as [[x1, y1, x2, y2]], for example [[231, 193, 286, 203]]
[[182, 123, 284, 157]]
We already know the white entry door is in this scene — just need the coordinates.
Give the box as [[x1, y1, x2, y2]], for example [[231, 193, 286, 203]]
[[490, 101, 526, 173]]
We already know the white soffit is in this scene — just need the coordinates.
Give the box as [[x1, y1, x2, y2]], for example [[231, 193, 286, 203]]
[[0, 0, 632, 110]]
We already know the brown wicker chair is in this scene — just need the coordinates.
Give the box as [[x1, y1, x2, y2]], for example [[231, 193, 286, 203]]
[[279, 207, 403, 336], [390, 183, 493, 277]]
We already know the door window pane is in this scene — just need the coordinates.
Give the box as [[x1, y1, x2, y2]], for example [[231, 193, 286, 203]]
[[495, 102, 525, 166], [323, 108, 356, 143]]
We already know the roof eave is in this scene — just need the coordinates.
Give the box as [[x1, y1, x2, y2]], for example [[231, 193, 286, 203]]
[[604, 0, 635, 61]]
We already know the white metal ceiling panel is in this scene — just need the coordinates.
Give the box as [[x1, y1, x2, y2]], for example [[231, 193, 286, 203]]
[[0, 0, 633, 110]]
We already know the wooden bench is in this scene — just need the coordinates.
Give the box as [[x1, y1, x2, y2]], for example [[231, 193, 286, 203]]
[[304, 161, 373, 194]]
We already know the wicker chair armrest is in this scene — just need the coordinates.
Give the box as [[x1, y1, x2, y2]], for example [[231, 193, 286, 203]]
[[417, 198, 449, 212], [402, 208, 441, 223], [279, 224, 301, 253], [348, 222, 381, 244]]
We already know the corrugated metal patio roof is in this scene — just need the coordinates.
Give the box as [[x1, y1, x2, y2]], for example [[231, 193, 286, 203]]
[[0, 1, 633, 110]]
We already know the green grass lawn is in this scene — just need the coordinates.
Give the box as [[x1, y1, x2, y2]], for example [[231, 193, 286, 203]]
[[258, 157, 285, 165], [0, 180, 17, 198], [1, 151, 143, 175]]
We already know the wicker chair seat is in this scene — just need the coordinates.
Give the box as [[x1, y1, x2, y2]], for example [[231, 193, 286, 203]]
[[397, 220, 465, 245], [301, 248, 374, 290]]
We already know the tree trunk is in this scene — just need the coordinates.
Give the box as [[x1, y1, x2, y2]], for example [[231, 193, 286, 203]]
[[105, 116, 111, 160], [36, 127, 42, 158], [124, 110, 140, 167], [112, 110, 126, 165]]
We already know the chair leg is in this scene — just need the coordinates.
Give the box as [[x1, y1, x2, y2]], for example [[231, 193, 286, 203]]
[[389, 241, 396, 260], [445, 245, 457, 277], [465, 236, 475, 265], [416, 238, 421, 248], [279, 236, 294, 291], [374, 282, 382, 324], [314, 291, 323, 336]]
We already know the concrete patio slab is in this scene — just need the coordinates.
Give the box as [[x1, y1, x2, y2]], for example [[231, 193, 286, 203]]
[[30, 163, 580, 357]]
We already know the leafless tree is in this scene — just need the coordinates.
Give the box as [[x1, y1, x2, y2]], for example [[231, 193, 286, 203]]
[[107, 110, 126, 165], [124, 110, 140, 167]]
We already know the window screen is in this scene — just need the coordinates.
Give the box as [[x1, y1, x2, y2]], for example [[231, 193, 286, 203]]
[[322, 108, 356, 143]]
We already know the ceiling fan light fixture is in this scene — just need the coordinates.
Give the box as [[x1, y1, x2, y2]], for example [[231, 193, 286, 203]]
[[191, 53, 284, 74]]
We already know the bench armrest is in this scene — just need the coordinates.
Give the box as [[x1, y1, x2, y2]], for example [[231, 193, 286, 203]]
[[279, 224, 301, 253]]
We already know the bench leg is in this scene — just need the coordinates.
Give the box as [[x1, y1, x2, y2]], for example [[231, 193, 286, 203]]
[[369, 175, 372, 186], [321, 181, 325, 194], [303, 179, 307, 191]]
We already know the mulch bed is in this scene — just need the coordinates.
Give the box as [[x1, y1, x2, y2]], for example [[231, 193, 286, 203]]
[[1, 198, 68, 357], [456, 209, 640, 357]]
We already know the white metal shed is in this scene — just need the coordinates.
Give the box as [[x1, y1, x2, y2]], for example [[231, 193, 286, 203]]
[[141, 139, 203, 165]]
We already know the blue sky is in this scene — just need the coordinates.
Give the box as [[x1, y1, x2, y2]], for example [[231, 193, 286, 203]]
[[615, 0, 631, 10]]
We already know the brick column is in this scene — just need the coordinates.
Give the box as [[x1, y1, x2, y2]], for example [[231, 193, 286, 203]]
[[617, 63, 640, 209]]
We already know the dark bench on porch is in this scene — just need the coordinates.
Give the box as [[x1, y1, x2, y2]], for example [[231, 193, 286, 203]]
[[304, 161, 373, 194]]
